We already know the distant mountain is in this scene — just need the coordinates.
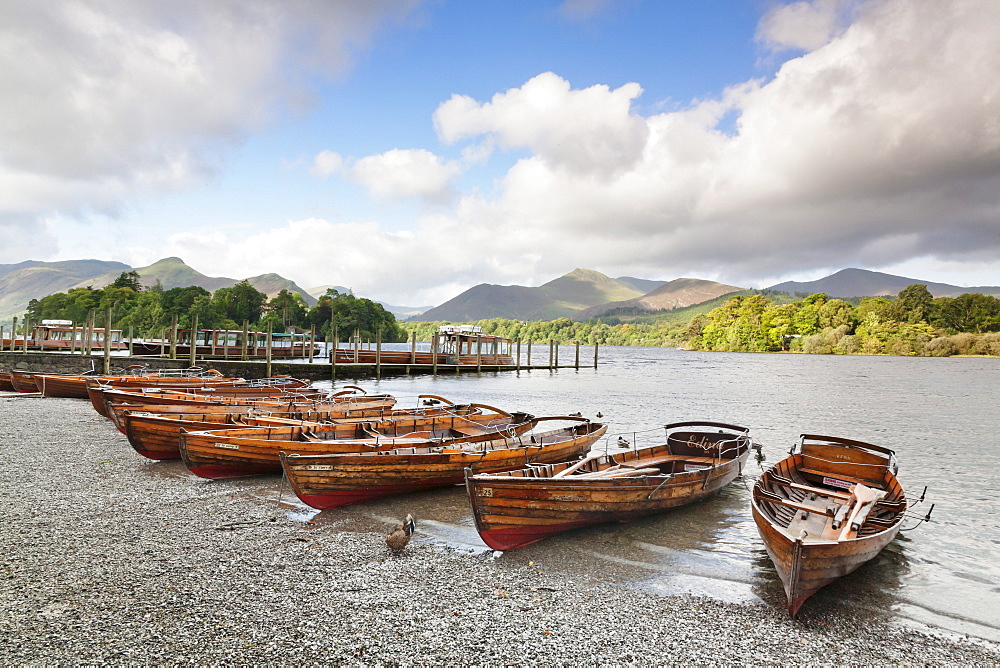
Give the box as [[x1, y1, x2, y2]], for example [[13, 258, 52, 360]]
[[74, 258, 317, 304], [576, 278, 744, 320], [0, 259, 130, 325], [412, 269, 648, 321], [0, 257, 324, 326], [767, 268, 1000, 298], [615, 276, 667, 294], [305, 284, 353, 299], [73, 256, 235, 292], [244, 273, 317, 306], [377, 302, 432, 319]]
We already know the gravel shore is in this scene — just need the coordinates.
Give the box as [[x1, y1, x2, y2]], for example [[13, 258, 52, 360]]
[[2, 394, 997, 665]]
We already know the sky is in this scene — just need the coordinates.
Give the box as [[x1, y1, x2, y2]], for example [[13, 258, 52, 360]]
[[1, 0, 999, 307]]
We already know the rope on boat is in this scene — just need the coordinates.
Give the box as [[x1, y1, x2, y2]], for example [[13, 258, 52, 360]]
[[273, 467, 289, 519]]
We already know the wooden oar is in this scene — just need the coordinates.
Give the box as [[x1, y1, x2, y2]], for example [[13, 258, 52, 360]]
[[552, 450, 607, 478]]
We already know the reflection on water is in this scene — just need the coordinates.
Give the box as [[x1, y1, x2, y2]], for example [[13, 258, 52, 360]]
[[143, 346, 1000, 641]]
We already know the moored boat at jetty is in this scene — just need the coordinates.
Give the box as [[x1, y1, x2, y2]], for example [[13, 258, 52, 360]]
[[0, 371, 14, 392], [750, 434, 908, 617], [280, 416, 608, 510], [466, 421, 754, 551], [179, 407, 536, 479], [332, 325, 515, 366], [129, 328, 321, 358], [122, 399, 502, 461], [2, 320, 127, 352]]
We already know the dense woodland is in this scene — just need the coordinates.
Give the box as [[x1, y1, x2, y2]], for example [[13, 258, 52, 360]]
[[404, 284, 1000, 357], [21, 271, 406, 342], [15, 274, 1000, 357]]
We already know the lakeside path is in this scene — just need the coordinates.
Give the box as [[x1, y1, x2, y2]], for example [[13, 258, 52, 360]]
[[2, 395, 997, 665]]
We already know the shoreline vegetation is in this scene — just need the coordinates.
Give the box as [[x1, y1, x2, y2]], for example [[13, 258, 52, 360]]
[[405, 284, 1000, 358], [13, 273, 1000, 358]]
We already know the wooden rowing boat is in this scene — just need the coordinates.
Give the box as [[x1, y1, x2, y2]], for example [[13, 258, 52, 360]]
[[122, 401, 500, 461], [9, 370, 42, 393], [0, 371, 16, 392], [179, 407, 536, 479], [466, 421, 754, 551], [86, 376, 310, 417], [280, 416, 609, 510], [750, 434, 908, 617], [104, 390, 397, 433]]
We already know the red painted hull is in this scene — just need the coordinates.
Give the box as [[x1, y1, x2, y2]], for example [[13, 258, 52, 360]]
[[185, 462, 280, 479], [296, 476, 463, 510], [477, 520, 595, 551]]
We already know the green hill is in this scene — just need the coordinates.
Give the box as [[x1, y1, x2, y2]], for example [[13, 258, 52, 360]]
[[0, 259, 130, 326], [411, 269, 648, 322], [72, 256, 234, 292]]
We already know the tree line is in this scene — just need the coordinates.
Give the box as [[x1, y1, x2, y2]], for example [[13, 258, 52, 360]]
[[403, 284, 1000, 357], [23, 271, 406, 342]]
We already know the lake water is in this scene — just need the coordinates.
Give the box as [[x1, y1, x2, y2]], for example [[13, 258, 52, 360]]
[[291, 345, 999, 640]]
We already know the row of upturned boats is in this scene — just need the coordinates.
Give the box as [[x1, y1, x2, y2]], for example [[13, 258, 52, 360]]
[[1, 366, 928, 617]]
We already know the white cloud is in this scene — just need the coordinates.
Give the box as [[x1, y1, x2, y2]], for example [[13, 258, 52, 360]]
[[343, 149, 462, 201], [757, 0, 857, 52], [434, 72, 648, 179], [311, 150, 345, 177], [0, 0, 420, 262]]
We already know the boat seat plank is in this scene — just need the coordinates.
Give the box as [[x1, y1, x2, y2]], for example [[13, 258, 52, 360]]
[[619, 454, 717, 469], [797, 467, 881, 489], [768, 476, 851, 501], [757, 489, 835, 518]]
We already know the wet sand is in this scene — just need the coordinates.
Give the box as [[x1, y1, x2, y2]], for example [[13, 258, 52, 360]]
[[2, 394, 998, 665]]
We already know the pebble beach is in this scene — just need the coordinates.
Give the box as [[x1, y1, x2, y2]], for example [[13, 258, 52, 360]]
[[2, 394, 998, 666]]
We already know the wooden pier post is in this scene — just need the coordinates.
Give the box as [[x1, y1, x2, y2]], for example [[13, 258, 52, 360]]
[[526, 340, 532, 368], [353, 328, 360, 363], [159, 328, 166, 357], [102, 306, 113, 374], [575, 340, 580, 369], [224, 330, 230, 360], [410, 330, 417, 364], [476, 334, 482, 372], [241, 321, 248, 361], [188, 314, 198, 368], [555, 340, 560, 368], [84, 312, 94, 356], [210, 329, 217, 357], [548, 339, 554, 370], [128, 325, 134, 357], [309, 327, 315, 363], [432, 333, 438, 376], [169, 314, 178, 360], [266, 322, 273, 378], [10, 317, 16, 352], [594, 342, 599, 368], [516, 340, 521, 372], [22, 317, 30, 354], [330, 323, 338, 383]]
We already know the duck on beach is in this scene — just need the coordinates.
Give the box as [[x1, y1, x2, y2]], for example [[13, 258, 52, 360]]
[[386, 514, 416, 554]]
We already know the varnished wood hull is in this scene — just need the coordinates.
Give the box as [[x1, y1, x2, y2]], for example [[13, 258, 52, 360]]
[[750, 434, 907, 617], [467, 422, 752, 550], [35, 374, 100, 399], [9, 370, 41, 393], [125, 403, 516, 462], [0, 371, 14, 392], [87, 379, 315, 418], [179, 410, 535, 479], [281, 418, 609, 510]]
